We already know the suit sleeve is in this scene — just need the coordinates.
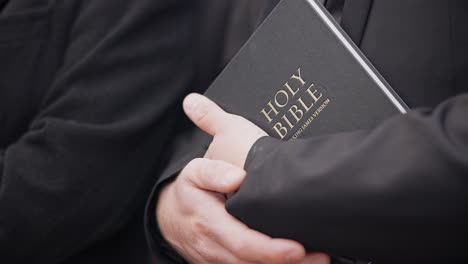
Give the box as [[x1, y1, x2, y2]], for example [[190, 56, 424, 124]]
[[0, 1, 194, 263], [145, 128, 211, 264], [226, 94, 468, 264]]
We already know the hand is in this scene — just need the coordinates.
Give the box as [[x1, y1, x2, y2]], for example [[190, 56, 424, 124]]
[[177, 94, 331, 264], [183, 93, 268, 167], [157, 158, 315, 264]]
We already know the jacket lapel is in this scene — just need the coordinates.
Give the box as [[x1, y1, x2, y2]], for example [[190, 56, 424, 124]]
[[0, 0, 8, 11], [341, 0, 373, 46]]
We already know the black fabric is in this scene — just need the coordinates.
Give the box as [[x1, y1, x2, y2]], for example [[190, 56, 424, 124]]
[[195, 1, 233, 94], [223, 0, 279, 64], [0, 0, 8, 11], [146, 0, 468, 263], [0, 0, 195, 263]]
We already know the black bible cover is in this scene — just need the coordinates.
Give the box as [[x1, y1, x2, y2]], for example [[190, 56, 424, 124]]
[[205, 0, 408, 140]]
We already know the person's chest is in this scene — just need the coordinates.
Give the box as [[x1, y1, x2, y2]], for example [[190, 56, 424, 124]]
[[0, 0, 64, 148], [354, 0, 468, 108]]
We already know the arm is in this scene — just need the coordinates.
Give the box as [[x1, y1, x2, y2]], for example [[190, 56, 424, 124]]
[[226, 94, 468, 263], [0, 0, 194, 263], [181, 93, 468, 263]]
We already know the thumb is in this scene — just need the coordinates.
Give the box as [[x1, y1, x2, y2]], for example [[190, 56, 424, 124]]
[[182, 158, 246, 193], [183, 93, 229, 136]]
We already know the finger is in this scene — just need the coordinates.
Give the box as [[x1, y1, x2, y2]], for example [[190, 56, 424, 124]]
[[183, 93, 228, 136], [298, 253, 331, 264], [182, 158, 246, 193], [210, 208, 306, 264], [190, 242, 258, 264], [183, 236, 243, 264]]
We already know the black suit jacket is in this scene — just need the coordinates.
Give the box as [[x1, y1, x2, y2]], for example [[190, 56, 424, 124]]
[[146, 0, 468, 263], [0, 0, 195, 263]]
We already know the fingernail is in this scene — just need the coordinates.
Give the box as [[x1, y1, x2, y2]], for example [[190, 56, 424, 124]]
[[183, 94, 200, 112], [224, 169, 243, 185], [226, 169, 242, 179]]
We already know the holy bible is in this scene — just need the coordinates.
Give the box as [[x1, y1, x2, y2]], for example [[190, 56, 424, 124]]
[[205, 0, 408, 140]]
